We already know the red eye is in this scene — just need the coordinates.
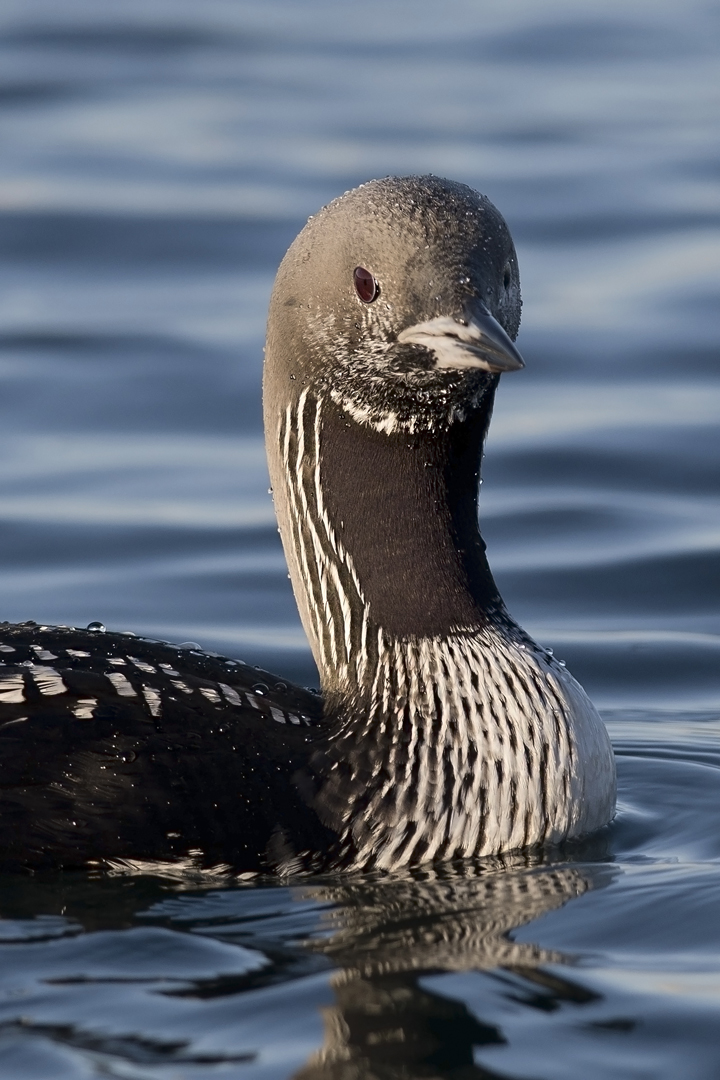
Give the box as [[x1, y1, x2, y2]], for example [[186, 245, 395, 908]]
[[353, 266, 379, 303]]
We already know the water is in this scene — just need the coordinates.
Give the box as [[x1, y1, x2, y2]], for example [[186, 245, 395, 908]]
[[0, 0, 719, 1075]]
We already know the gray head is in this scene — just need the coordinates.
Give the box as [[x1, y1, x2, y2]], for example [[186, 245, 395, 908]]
[[265, 175, 523, 434]]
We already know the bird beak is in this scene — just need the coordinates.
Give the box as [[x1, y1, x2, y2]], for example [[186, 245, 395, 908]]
[[397, 308, 524, 374]]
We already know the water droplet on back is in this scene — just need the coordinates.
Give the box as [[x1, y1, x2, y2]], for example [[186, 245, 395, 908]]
[[86, 622, 106, 633]]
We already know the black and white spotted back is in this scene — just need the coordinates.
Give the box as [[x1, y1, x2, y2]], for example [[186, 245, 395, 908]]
[[0, 622, 331, 873]]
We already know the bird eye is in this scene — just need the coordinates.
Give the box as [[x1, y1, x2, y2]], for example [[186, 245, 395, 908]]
[[354, 266, 379, 303], [503, 266, 512, 289]]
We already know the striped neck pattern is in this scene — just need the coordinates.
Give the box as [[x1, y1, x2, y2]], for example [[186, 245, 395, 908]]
[[274, 390, 615, 869], [279, 388, 371, 695]]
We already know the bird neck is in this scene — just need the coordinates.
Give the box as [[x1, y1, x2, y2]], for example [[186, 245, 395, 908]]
[[268, 384, 511, 700]]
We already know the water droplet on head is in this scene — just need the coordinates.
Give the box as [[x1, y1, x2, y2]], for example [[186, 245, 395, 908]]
[[86, 622, 106, 633], [274, 681, 288, 692], [252, 682, 269, 695], [178, 642, 201, 650]]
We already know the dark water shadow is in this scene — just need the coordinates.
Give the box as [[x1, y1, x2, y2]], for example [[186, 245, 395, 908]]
[[290, 854, 616, 1079]]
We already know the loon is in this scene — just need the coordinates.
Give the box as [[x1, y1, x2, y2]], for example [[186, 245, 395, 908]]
[[0, 176, 615, 873]]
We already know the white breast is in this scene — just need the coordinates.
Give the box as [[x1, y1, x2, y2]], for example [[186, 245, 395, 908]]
[[322, 628, 616, 870]]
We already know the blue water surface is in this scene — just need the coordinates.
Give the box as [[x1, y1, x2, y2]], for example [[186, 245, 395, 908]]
[[0, 0, 719, 1076]]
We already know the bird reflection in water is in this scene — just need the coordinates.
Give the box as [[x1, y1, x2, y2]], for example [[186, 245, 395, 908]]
[[294, 853, 613, 1080]]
